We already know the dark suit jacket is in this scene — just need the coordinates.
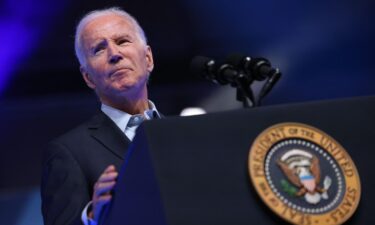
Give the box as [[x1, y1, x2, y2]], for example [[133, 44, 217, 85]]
[[41, 112, 130, 225]]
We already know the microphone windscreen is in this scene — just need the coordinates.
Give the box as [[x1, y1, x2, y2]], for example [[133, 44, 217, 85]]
[[190, 56, 214, 78]]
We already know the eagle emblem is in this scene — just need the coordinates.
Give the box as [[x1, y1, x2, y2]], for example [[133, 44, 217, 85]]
[[277, 149, 332, 204]]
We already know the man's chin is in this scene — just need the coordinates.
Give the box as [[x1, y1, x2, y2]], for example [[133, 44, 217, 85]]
[[116, 83, 146, 96]]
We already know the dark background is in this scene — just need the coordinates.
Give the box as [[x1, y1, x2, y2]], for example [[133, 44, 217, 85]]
[[0, 0, 374, 223]]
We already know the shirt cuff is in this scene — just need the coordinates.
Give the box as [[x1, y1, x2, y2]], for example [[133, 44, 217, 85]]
[[81, 201, 97, 225]]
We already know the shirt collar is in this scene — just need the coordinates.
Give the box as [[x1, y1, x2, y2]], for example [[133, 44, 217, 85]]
[[101, 100, 160, 132]]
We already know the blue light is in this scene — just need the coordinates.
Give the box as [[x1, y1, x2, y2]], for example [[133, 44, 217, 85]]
[[0, 0, 67, 95], [0, 21, 36, 94]]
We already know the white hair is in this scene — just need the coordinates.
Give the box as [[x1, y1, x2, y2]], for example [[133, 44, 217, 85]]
[[74, 7, 147, 66]]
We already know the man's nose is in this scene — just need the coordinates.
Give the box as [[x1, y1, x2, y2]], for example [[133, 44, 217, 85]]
[[108, 44, 123, 64]]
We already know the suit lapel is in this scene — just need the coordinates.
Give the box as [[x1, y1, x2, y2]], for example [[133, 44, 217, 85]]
[[87, 112, 130, 160]]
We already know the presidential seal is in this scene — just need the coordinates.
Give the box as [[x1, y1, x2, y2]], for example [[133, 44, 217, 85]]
[[248, 123, 361, 225]]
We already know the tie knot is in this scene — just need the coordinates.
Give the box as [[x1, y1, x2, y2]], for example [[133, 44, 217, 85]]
[[127, 114, 145, 128]]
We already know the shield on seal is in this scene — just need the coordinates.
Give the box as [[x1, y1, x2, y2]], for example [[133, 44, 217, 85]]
[[300, 175, 316, 192]]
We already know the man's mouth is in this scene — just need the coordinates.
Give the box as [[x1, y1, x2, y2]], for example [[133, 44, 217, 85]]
[[109, 68, 132, 77]]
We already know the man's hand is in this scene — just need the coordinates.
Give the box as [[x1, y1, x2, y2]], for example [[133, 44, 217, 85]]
[[89, 165, 118, 222]]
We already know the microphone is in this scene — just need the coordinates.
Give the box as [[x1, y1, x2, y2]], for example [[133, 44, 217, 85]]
[[190, 56, 246, 85], [190, 56, 216, 81], [226, 54, 281, 98], [226, 54, 278, 81]]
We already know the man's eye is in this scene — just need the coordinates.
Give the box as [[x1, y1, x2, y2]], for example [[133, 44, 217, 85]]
[[93, 47, 104, 55], [118, 39, 129, 45]]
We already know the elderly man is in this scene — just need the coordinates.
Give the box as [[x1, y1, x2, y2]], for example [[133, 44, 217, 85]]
[[41, 7, 159, 225]]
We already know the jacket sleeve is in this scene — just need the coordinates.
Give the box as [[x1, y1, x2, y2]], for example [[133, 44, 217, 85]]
[[41, 141, 91, 225]]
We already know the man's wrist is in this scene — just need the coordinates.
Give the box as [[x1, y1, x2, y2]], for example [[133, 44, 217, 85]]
[[88, 210, 94, 220]]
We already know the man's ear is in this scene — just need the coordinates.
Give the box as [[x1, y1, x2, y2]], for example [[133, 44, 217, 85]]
[[145, 46, 154, 73], [80, 66, 96, 89]]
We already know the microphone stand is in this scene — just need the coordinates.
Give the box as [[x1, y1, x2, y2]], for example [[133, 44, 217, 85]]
[[234, 74, 256, 108], [234, 69, 281, 108]]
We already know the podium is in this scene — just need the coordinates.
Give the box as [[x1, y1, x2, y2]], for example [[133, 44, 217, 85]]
[[101, 96, 375, 225]]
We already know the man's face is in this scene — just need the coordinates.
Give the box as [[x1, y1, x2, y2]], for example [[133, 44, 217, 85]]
[[79, 14, 153, 105]]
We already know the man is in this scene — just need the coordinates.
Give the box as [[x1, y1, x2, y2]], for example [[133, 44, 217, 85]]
[[41, 7, 159, 225]]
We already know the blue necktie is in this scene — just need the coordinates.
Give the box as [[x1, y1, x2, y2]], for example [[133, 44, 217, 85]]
[[127, 114, 145, 127]]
